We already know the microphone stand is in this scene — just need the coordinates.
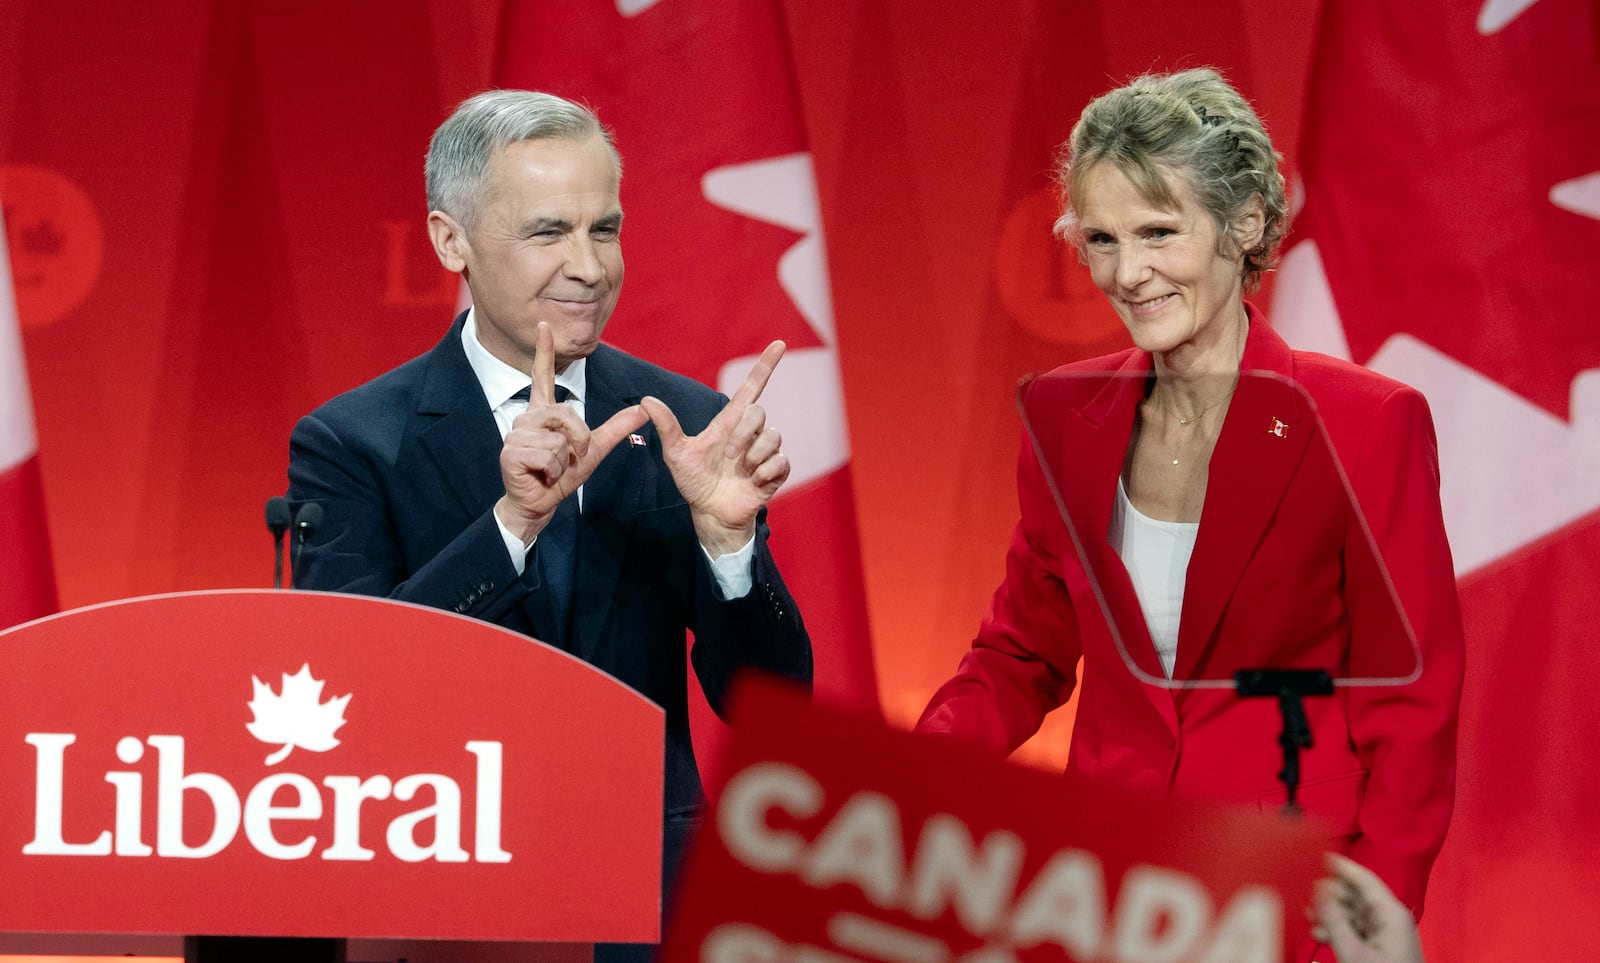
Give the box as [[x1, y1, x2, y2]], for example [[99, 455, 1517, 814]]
[[1233, 668, 1334, 819], [265, 497, 290, 589], [289, 502, 322, 591]]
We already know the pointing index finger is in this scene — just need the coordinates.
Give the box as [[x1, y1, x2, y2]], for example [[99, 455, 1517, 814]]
[[732, 340, 786, 407], [530, 322, 558, 407]]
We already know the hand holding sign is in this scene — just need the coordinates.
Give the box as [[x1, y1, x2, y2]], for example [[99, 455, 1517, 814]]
[[1310, 853, 1424, 963], [641, 341, 790, 557]]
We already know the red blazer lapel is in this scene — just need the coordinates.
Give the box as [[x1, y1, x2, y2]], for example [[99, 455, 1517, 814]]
[[1029, 354, 1178, 731], [1173, 311, 1315, 682]]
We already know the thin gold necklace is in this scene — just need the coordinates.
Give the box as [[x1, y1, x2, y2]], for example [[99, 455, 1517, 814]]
[[1165, 385, 1236, 426], [1158, 386, 1235, 465]]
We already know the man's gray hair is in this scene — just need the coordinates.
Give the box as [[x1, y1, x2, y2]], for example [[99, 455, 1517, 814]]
[[425, 89, 621, 227]]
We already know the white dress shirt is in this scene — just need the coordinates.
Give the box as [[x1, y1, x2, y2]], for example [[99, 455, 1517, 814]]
[[1109, 476, 1199, 679]]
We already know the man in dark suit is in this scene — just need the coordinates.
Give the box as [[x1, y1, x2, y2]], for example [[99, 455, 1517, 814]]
[[286, 90, 812, 931]]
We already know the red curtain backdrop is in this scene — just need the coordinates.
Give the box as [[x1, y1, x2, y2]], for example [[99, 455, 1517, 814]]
[[3, 1, 1595, 959]]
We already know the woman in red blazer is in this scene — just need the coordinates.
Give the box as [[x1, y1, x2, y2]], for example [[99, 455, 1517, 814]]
[[916, 68, 1464, 927]]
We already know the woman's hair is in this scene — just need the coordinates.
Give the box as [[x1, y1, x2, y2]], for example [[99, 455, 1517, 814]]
[[1054, 68, 1286, 292]]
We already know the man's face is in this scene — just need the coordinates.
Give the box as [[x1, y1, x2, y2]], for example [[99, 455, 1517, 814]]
[[430, 134, 623, 373]]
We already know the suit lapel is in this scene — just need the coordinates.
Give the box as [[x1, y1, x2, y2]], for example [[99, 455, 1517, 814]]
[[1051, 358, 1144, 617], [1172, 315, 1313, 682], [1035, 359, 1178, 733], [568, 346, 651, 663], [413, 315, 507, 522]]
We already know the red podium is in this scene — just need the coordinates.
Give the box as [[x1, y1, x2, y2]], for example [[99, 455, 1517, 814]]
[[0, 590, 664, 961]]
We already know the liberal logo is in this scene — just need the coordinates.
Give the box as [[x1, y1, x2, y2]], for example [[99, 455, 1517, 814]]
[[21, 665, 509, 864]]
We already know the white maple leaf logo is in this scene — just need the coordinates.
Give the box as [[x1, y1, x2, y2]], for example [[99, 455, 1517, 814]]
[[245, 664, 351, 765]]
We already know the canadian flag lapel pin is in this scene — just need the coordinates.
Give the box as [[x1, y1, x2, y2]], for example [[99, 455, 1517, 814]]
[[1268, 417, 1290, 439], [629, 433, 647, 447]]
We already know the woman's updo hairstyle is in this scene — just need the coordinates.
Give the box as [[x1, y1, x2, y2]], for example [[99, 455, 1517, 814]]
[[1054, 68, 1287, 292]]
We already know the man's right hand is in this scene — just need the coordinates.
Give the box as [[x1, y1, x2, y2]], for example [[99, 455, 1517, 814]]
[[495, 322, 647, 545]]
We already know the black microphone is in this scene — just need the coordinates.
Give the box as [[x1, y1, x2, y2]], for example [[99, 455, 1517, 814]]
[[265, 497, 291, 589], [290, 502, 323, 590]]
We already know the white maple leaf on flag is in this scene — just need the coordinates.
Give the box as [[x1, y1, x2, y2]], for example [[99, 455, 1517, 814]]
[[245, 664, 351, 765]]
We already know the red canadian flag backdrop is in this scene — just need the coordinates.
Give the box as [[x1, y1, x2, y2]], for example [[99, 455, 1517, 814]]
[[1273, 0, 1600, 958], [495, 0, 880, 746], [0, 197, 58, 630]]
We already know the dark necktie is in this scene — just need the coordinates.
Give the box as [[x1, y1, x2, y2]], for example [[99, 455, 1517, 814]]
[[508, 385, 570, 404], [509, 385, 578, 644]]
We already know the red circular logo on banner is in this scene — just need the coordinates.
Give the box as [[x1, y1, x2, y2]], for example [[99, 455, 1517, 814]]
[[0, 164, 104, 330], [995, 186, 1124, 355]]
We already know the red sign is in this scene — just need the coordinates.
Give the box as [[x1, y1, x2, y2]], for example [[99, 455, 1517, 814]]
[[665, 680, 1326, 963], [0, 590, 662, 942]]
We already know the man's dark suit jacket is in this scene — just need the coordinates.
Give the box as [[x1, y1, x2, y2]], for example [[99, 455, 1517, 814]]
[[287, 312, 813, 881]]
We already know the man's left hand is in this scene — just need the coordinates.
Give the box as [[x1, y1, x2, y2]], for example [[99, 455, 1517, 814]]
[[641, 341, 790, 557]]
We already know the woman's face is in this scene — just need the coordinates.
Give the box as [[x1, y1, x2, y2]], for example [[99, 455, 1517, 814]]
[[1075, 163, 1257, 360]]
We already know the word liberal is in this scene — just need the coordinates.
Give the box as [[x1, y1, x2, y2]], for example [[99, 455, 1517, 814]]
[[24, 731, 508, 862]]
